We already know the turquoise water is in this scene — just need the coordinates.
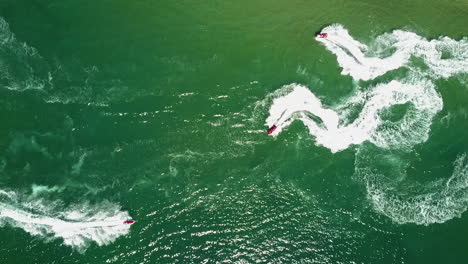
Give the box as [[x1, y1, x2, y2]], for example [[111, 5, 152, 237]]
[[1, 1, 468, 263]]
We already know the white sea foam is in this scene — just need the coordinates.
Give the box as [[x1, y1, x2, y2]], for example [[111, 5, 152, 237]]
[[264, 24, 468, 151], [266, 81, 442, 152], [357, 152, 468, 225], [0, 190, 132, 251], [316, 24, 468, 80], [0, 17, 47, 91], [263, 24, 468, 224], [264, 24, 468, 152]]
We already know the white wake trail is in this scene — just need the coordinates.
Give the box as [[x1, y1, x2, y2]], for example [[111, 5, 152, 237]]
[[265, 24, 468, 152], [356, 151, 468, 225], [0, 191, 132, 251], [266, 81, 442, 153], [316, 24, 468, 80]]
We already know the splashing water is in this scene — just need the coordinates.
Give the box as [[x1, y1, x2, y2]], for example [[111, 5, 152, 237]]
[[265, 80, 442, 153], [264, 24, 468, 225], [0, 190, 132, 252], [315, 24, 468, 80]]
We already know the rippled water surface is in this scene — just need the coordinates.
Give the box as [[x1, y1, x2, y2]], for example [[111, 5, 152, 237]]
[[1, 0, 468, 263]]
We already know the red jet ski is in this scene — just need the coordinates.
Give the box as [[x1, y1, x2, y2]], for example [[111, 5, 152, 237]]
[[316, 33, 328, 38], [267, 125, 277, 135], [123, 220, 135, 225]]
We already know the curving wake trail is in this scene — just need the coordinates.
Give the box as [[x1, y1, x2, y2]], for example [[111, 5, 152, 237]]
[[316, 24, 468, 80], [266, 24, 468, 152], [356, 150, 468, 225], [263, 24, 468, 225], [0, 190, 132, 251], [266, 80, 442, 153]]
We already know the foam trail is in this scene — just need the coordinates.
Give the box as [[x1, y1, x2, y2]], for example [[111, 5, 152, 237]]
[[0, 17, 47, 91], [357, 151, 468, 225], [265, 24, 468, 152], [316, 24, 468, 80], [0, 190, 132, 251], [266, 81, 442, 152], [263, 24, 468, 225]]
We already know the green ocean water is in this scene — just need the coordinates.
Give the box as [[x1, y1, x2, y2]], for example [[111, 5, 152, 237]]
[[1, 0, 468, 263]]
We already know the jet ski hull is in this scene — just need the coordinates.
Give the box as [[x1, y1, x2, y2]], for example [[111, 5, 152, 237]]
[[267, 125, 277, 135]]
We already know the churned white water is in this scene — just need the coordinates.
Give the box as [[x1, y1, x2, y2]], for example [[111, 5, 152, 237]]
[[264, 24, 468, 225], [266, 80, 442, 153], [0, 190, 132, 251], [315, 24, 468, 80], [265, 24, 468, 151]]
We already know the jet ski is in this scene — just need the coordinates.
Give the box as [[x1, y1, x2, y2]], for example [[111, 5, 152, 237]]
[[123, 220, 135, 225], [267, 125, 277, 135], [316, 33, 327, 38]]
